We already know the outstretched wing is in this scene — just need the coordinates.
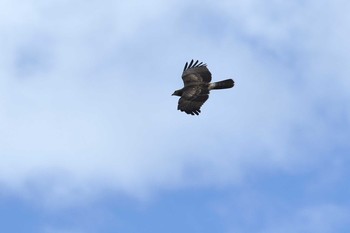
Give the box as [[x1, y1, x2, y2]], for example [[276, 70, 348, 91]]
[[177, 86, 209, 115], [182, 60, 212, 86]]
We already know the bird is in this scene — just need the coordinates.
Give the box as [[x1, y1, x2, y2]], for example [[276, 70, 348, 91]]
[[172, 59, 234, 115]]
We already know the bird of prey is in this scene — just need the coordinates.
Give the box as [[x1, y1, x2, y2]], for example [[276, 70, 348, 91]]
[[172, 59, 234, 115]]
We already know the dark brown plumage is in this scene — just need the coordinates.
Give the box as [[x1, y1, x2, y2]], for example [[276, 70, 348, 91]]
[[172, 60, 234, 115]]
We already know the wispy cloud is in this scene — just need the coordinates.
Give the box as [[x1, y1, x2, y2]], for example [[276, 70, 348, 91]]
[[0, 0, 349, 211]]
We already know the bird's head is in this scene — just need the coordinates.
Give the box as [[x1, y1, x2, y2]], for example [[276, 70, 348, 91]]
[[172, 90, 182, 96]]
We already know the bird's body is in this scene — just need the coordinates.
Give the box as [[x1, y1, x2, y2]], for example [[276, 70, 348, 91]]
[[172, 60, 234, 115]]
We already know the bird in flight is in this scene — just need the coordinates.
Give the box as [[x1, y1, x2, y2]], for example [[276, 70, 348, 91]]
[[172, 60, 234, 115]]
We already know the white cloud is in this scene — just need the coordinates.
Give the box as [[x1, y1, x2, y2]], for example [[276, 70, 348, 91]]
[[0, 0, 349, 205]]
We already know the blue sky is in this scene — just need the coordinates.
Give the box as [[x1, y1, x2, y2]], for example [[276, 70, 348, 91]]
[[1, 0, 350, 232]]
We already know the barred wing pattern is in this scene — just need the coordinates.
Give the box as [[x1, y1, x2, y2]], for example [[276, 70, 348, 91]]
[[178, 86, 209, 115], [178, 60, 212, 115], [182, 60, 212, 85]]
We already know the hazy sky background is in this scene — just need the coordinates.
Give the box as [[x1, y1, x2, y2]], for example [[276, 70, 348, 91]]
[[1, 0, 350, 232]]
